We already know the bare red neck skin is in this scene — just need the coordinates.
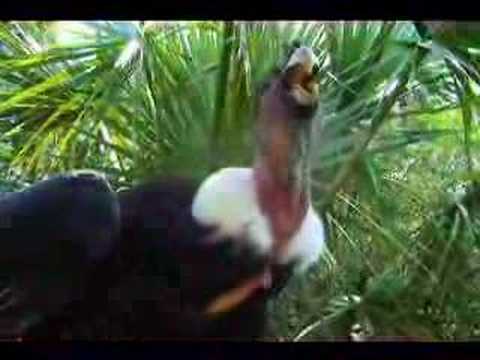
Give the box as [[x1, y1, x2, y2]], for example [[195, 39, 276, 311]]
[[252, 77, 313, 261], [253, 161, 308, 259]]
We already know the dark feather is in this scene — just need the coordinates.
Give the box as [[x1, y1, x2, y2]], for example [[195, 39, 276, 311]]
[[0, 173, 120, 339], [13, 176, 292, 340]]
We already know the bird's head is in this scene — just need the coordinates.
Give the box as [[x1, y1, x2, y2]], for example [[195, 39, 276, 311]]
[[257, 44, 320, 126], [281, 44, 320, 109]]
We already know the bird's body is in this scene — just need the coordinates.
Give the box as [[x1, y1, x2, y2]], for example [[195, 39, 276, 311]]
[[109, 167, 324, 339], [20, 170, 321, 339], [0, 45, 327, 340]]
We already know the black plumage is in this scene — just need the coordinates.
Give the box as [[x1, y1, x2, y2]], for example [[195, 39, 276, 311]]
[[11, 177, 291, 340], [109, 177, 293, 339], [0, 172, 119, 338]]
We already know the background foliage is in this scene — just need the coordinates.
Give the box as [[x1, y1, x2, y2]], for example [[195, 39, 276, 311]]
[[1, 20, 480, 341]]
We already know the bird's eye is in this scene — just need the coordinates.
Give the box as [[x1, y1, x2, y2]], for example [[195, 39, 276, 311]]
[[312, 63, 319, 76]]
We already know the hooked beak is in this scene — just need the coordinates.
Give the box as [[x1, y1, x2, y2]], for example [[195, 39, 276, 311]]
[[282, 46, 320, 106]]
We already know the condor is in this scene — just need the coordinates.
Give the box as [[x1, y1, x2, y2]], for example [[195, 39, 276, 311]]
[[0, 45, 326, 340]]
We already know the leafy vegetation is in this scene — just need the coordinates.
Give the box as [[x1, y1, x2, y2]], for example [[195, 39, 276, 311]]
[[1, 20, 480, 341]]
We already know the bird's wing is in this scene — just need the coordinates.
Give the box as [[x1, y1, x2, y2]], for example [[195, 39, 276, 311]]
[[0, 173, 120, 338]]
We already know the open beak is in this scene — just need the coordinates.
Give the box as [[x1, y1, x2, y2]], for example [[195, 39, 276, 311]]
[[283, 46, 320, 105]]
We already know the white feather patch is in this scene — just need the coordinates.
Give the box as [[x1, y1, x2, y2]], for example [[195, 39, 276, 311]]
[[191, 168, 273, 254], [191, 167, 327, 272], [279, 205, 326, 272]]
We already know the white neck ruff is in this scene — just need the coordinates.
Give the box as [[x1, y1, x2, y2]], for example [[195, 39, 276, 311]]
[[191, 167, 326, 272]]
